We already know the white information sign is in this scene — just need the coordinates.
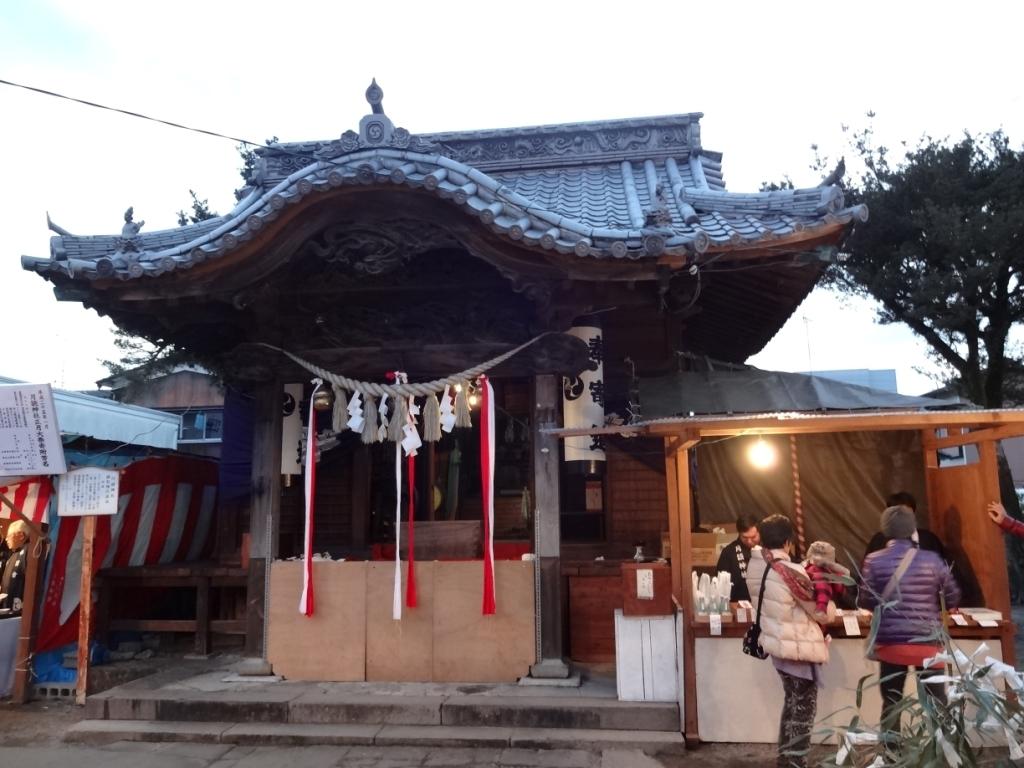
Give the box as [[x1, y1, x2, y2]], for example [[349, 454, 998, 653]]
[[57, 467, 120, 517], [636, 568, 654, 600], [0, 383, 66, 476]]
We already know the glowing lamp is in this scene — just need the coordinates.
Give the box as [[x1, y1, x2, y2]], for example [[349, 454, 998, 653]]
[[312, 387, 334, 412], [747, 437, 777, 470]]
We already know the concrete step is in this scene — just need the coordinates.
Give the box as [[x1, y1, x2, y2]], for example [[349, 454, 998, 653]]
[[64, 719, 686, 755], [86, 691, 679, 732]]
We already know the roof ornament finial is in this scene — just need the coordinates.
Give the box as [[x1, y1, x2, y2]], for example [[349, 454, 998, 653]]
[[316, 80, 437, 160], [366, 78, 385, 115], [818, 157, 846, 188], [115, 207, 145, 254], [46, 212, 73, 238], [644, 185, 674, 228]]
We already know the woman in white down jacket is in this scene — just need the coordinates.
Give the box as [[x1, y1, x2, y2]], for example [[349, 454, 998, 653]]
[[745, 514, 833, 768]]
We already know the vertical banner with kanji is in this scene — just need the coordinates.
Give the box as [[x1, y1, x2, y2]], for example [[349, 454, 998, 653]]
[[562, 324, 605, 463]]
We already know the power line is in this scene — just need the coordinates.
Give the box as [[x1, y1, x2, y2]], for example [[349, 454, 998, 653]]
[[0, 76, 283, 153]]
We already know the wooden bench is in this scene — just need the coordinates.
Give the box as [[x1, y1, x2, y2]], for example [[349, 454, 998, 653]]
[[95, 563, 248, 655]]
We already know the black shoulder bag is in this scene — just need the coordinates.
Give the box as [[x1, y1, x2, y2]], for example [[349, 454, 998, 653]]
[[742, 559, 772, 660]]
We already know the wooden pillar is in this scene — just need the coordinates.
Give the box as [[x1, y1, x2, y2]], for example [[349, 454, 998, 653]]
[[245, 381, 282, 658], [530, 374, 570, 678], [665, 435, 698, 745], [75, 516, 97, 705], [921, 429, 940, 530], [351, 445, 370, 549], [11, 530, 46, 703], [978, 440, 1012, 620], [195, 576, 211, 656]]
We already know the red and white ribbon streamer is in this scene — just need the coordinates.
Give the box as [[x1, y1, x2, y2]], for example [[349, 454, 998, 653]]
[[478, 375, 496, 615], [392, 435, 403, 620], [299, 380, 321, 616], [406, 450, 417, 608]]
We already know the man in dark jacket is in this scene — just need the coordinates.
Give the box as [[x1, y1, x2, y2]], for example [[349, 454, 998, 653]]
[[859, 505, 961, 735], [863, 491, 946, 561], [0, 520, 30, 615], [715, 513, 760, 602]]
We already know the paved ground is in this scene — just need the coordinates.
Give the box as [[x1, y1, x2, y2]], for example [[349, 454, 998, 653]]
[[0, 741, 789, 768], [1, 610, 1022, 766], [0, 698, 787, 767]]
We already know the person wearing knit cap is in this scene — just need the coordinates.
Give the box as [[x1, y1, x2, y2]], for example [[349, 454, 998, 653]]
[[880, 504, 917, 541], [863, 491, 947, 562], [803, 541, 850, 615], [859, 504, 961, 740]]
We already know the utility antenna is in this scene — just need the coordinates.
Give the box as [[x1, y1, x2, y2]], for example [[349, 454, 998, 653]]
[[802, 314, 814, 373]]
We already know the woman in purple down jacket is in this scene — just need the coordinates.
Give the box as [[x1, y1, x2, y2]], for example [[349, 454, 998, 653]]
[[859, 505, 961, 735]]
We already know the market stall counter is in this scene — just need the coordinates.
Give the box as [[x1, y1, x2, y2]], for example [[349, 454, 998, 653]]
[[690, 603, 1012, 743]]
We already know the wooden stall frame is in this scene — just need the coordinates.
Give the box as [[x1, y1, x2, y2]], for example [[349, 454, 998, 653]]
[[0, 489, 48, 704], [551, 408, 1024, 744]]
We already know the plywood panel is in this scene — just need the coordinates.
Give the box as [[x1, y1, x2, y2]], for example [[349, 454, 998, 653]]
[[929, 458, 1010, 615], [569, 575, 621, 662], [432, 561, 535, 682], [267, 561, 366, 681], [366, 561, 434, 681]]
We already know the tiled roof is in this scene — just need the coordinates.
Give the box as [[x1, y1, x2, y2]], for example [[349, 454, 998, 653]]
[[23, 82, 866, 283]]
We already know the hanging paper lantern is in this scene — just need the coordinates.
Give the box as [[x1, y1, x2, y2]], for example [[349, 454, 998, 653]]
[[563, 320, 606, 464]]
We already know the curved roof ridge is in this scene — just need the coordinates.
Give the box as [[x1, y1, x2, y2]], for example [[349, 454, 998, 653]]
[[24, 147, 865, 282]]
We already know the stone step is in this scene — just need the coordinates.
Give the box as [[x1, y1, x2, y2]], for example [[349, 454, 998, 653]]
[[65, 720, 686, 755], [86, 691, 679, 732]]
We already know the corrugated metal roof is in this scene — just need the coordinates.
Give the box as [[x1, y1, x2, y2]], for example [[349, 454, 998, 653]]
[[0, 376, 179, 450]]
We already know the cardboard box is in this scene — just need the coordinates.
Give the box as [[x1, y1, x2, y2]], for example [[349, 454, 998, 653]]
[[661, 531, 734, 565], [690, 532, 735, 567]]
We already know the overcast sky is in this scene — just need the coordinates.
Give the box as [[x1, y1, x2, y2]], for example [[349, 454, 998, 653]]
[[1, 1, 1021, 395]]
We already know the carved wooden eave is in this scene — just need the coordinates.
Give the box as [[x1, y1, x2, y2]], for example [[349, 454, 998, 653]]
[[24, 81, 866, 291], [22, 81, 869, 376]]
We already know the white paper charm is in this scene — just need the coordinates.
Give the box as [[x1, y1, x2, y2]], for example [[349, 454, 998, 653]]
[[439, 385, 456, 433], [377, 394, 389, 442], [346, 391, 365, 432], [401, 423, 422, 456]]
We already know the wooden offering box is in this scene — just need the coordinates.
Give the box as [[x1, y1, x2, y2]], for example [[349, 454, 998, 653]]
[[621, 562, 673, 616]]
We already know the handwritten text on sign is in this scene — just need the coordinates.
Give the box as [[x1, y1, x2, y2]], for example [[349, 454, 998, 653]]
[[58, 467, 120, 517], [0, 383, 66, 476]]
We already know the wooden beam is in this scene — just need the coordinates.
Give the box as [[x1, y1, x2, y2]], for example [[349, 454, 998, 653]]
[[664, 439, 698, 744], [532, 375, 565, 669], [246, 380, 282, 657], [666, 431, 701, 454], [664, 441, 684, 606], [11, 529, 45, 703], [978, 441, 1012, 621], [0, 492, 47, 542], [549, 409, 1024, 441], [351, 446, 370, 547], [922, 429, 941, 538], [928, 424, 1024, 451], [75, 515, 97, 706]]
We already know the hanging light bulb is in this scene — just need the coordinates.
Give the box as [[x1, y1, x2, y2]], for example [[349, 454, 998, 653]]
[[468, 393, 479, 407], [747, 436, 777, 470], [454, 383, 463, 393]]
